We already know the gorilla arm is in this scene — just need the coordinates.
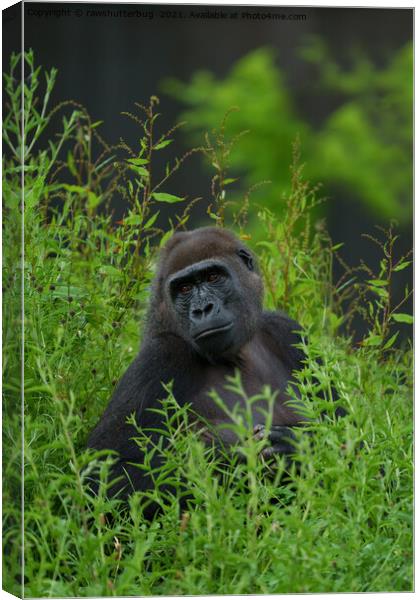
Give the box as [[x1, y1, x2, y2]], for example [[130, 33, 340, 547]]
[[87, 334, 193, 506], [255, 310, 345, 455], [246, 311, 307, 456]]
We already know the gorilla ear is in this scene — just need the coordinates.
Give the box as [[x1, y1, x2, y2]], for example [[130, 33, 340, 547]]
[[237, 248, 254, 271]]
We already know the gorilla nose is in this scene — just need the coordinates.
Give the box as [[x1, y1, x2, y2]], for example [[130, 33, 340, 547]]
[[191, 302, 215, 322]]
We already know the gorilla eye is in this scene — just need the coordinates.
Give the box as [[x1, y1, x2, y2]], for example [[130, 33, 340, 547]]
[[207, 272, 220, 283], [237, 248, 254, 271], [179, 283, 193, 294]]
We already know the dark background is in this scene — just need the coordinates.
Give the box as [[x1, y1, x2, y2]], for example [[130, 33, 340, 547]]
[[3, 2, 414, 332]]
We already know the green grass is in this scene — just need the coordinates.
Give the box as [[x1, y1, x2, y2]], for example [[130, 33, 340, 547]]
[[2, 52, 413, 597]]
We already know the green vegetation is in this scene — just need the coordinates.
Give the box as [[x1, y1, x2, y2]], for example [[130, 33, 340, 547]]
[[164, 41, 413, 224], [3, 52, 413, 597]]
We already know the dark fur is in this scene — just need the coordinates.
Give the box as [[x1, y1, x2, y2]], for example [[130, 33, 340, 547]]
[[87, 228, 308, 514]]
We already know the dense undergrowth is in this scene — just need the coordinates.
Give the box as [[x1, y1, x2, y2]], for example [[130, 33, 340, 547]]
[[2, 52, 413, 597]]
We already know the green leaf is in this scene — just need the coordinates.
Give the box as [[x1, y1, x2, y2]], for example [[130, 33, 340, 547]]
[[87, 191, 101, 210], [383, 331, 399, 350], [99, 265, 122, 278], [128, 165, 149, 178], [144, 211, 160, 229], [222, 178, 238, 185], [367, 279, 388, 287], [126, 157, 149, 166], [62, 184, 86, 195], [159, 229, 173, 247], [61, 184, 101, 209], [152, 192, 185, 203], [67, 151, 77, 177], [393, 261, 411, 272], [363, 334, 383, 347], [391, 313, 413, 324], [372, 287, 388, 299], [91, 120, 103, 129], [257, 241, 277, 252], [153, 139, 173, 150], [123, 214, 143, 226], [26, 176, 45, 209]]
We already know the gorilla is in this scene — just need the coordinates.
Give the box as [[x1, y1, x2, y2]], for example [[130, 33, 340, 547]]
[[87, 227, 310, 512]]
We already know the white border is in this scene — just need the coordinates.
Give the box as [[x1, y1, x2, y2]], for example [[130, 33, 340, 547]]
[[0, 2, 415, 600]]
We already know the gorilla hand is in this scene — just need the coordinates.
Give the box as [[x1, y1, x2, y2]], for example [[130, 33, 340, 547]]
[[253, 423, 297, 460]]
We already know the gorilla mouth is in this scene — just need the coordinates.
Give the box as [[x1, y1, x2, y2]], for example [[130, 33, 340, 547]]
[[194, 322, 233, 341]]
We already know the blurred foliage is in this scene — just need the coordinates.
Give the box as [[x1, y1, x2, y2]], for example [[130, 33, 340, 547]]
[[302, 38, 412, 220], [164, 48, 310, 203], [163, 40, 412, 224]]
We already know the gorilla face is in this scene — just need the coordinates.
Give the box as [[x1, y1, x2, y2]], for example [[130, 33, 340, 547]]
[[168, 258, 248, 358]]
